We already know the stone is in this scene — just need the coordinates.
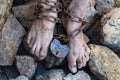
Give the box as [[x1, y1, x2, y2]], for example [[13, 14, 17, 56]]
[[0, 72, 8, 80], [95, 0, 115, 14], [89, 44, 120, 80], [86, 17, 102, 44], [43, 53, 65, 68], [13, 0, 30, 5], [15, 76, 28, 80], [0, 0, 13, 30], [84, 0, 96, 31], [0, 14, 26, 66], [114, 0, 120, 7], [84, 0, 96, 22], [101, 8, 120, 53], [10, 76, 28, 80], [4, 66, 19, 79], [63, 71, 91, 80], [16, 56, 37, 79], [12, 0, 37, 30], [36, 69, 65, 80]]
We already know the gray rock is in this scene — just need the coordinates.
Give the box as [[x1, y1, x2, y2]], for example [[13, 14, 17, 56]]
[[0, 0, 13, 30], [13, 0, 30, 4], [64, 71, 91, 80], [101, 8, 120, 53], [84, 0, 96, 22], [12, 0, 37, 30], [84, 0, 97, 31], [0, 14, 26, 66], [89, 44, 120, 80], [10, 76, 28, 80], [36, 69, 65, 80], [86, 18, 102, 44], [95, 0, 115, 14], [43, 53, 65, 69], [114, 0, 120, 7], [16, 56, 37, 79], [15, 76, 28, 80], [4, 66, 19, 79]]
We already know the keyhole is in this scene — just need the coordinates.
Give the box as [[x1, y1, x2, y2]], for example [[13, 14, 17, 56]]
[[56, 51, 59, 55]]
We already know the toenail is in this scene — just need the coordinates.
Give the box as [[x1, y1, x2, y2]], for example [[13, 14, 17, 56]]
[[39, 57, 45, 60], [78, 65, 82, 69], [78, 64, 82, 69], [71, 67, 77, 73]]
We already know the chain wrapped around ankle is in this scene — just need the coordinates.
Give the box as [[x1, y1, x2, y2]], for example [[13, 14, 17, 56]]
[[64, 9, 87, 23], [62, 0, 87, 41], [63, 0, 87, 23], [34, 0, 62, 23]]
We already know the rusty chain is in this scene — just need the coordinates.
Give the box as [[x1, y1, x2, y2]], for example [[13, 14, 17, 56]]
[[35, 0, 62, 23], [35, 0, 87, 43]]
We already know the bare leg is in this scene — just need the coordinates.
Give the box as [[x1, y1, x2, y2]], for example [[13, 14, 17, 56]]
[[65, 0, 90, 73], [26, 0, 58, 60]]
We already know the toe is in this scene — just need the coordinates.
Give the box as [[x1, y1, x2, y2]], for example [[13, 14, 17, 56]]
[[77, 55, 83, 69], [82, 48, 89, 67], [39, 39, 51, 60], [35, 46, 41, 57], [85, 51, 89, 62], [31, 43, 36, 54], [29, 37, 35, 48], [82, 55, 87, 67], [80, 49, 87, 67], [67, 53, 77, 73], [39, 48, 48, 60], [27, 33, 31, 44], [85, 47, 90, 61], [85, 45, 90, 55]]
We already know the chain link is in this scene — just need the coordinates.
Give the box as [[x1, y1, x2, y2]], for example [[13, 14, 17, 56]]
[[35, 0, 62, 23], [35, 0, 87, 43], [63, 0, 87, 23]]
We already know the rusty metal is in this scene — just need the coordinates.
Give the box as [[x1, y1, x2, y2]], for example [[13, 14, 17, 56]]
[[54, 34, 68, 44], [34, 0, 62, 23], [35, 0, 87, 44]]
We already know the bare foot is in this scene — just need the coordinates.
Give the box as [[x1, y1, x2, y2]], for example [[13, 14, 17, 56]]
[[65, 0, 90, 73], [27, 19, 55, 60], [67, 30, 90, 73], [26, 0, 58, 60]]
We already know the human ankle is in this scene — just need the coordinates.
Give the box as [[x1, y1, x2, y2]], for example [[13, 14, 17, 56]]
[[67, 0, 89, 19], [66, 20, 82, 36], [35, 0, 60, 23]]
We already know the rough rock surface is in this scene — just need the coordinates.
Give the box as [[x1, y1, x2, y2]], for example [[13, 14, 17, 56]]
[[84, 0, 96, 22], [12, 0, 37, 30], [101, 8, 120, 53], [114, 0, 120, 7], [95, 0, 115, 14], [10, 76, 28, 80], [0, 0, 13, 30], [36, 69, 65, 80], [0, 14, 26, 66], [16, 56, 37, 79], [64, 71, 91, 80], [13, 0, 30, 5], [43, 54, 65, 69], [89, 44, 120, 80], [84, 0, 96, 31]]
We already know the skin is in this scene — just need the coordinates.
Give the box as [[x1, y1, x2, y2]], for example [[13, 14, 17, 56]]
[[27, 0, 57, 60], [26, 0, 90, 73], [64, 0, 90, 73]]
